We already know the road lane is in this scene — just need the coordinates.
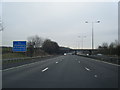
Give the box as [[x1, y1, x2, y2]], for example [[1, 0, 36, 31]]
[[3, 56, 64, 85], [2, 55, 118, 88], [72, 55, 118, 88]]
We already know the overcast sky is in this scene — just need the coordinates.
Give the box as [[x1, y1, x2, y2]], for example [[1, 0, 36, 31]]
[[1, 1, 118, 49]]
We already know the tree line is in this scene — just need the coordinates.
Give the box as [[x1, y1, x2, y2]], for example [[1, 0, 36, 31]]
[[2, 35, 71, 57], [97, 40, 120, 56], [27, 35, 60, 57]]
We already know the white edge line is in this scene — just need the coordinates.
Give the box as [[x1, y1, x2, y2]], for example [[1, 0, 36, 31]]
[[3, 60, 42, 71], [90, 58, 120, 66], [42, 67, 48, 72], [3, 57, 57, 71]]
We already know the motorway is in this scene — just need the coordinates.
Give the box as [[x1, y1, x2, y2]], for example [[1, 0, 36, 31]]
[[2, 55, 119, 88]]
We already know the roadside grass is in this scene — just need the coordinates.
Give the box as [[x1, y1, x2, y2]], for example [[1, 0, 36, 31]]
[[3, 57, 32, 64], [2, 53, 27, 59], [2, 54, 55, 65], [78, 55, 119, 65], [2, 47, 56, 65], [2, 52, 51, 64]]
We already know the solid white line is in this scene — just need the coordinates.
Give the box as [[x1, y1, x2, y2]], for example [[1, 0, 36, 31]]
[[3, 56, 63, 71], [91, 58, 120, 66], [3, 60, 42, 72], [3, 57, 55, 72], [85, 67, 90, 71], [42, 67, 48, 72]]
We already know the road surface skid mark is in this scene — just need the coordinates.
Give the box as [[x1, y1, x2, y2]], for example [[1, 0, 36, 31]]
[[85, 67, 90, 71], [42, 67, 48, 72]]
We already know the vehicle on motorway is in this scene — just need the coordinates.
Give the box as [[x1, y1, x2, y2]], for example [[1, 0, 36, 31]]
[[86, 54, 89, 56], [64, 53, 67, 56], [97, 53, 103, 56]]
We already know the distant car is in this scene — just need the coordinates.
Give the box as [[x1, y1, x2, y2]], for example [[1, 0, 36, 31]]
[[86, 54, 89, 56], [64, 53, 67, 56], [97, 54, 102, 56]]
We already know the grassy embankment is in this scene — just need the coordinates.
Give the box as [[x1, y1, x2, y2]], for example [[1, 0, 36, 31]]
[[2, 47, 49, 64]]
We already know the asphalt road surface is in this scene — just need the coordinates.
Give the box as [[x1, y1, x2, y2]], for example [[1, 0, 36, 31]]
[[2, 55, 119, 88]]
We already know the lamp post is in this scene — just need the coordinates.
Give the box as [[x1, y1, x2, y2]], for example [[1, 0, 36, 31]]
[[85, 21, 100, 54], [78, 35, 86, 49], [78, 35, 86, 54], [0, 18, 3, 31]]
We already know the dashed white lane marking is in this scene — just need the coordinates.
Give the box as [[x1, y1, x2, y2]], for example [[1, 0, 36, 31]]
[[56, 62, 58, 64], [78, 61, 80, 63], [42, 67, 48, 72], [94, 75, 98, 78], [85, 67, 90, 71]]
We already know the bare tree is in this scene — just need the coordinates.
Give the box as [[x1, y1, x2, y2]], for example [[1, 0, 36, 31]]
[[27, 35, 44, 57], [108, 40, 119, 55], [98, 40, 120, 56], [102, 42, 108, 49], [27, 35, 44, 48], [98, 42, 109, 55]]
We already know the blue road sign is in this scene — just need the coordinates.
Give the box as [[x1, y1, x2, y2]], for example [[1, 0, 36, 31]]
[[12, 41, 27, 52]]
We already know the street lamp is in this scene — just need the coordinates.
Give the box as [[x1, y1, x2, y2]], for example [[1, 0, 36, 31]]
[[78, 35, 86, 55], [0, 18, 3, 31], [0, 24, 3, 31], [78, 35, 86, 49], [85, 20, 100, 54]]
